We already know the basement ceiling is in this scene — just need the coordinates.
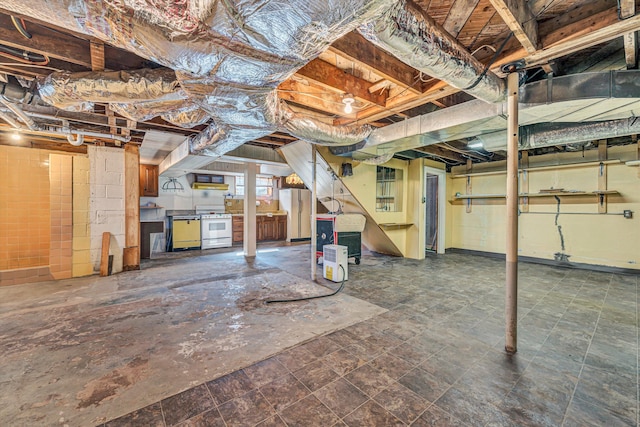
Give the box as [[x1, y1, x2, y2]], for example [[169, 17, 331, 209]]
[[0, 0, 638, 170]]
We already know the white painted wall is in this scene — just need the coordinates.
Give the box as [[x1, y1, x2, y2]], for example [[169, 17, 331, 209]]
[[89, 146, 125, 273]]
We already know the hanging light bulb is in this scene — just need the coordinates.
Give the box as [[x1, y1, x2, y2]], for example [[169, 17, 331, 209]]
[[342, 93, 355, 114]]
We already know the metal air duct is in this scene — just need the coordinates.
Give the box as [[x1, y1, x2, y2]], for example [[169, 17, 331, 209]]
[[478, 118, 640, 152], [358, 0, 505, 103]]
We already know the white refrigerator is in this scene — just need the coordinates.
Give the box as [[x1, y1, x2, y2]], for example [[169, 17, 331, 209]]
[[279, 188, 311, 242]]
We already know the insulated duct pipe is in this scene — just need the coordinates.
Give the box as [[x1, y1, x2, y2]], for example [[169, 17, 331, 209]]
[[478, 118, 640, 152], [0, 97, 37, 130], [0, 110, 22, 129], [358, 0, 506, 103]]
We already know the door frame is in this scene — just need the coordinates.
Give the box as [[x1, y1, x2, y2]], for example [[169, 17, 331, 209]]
[[424, 166, 446, 254]]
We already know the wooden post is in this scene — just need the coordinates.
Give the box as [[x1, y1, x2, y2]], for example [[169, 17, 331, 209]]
[[123, 144, 140, 270], [505, 72, 519, 354], [311, 145, 317, 281], [243, 163, 257, 257], [100, 232, 111, 277]]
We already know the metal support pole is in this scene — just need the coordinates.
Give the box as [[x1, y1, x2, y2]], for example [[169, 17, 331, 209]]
[[243, 162, 257, 258], [505, 72, 519, 354], [311, 145, 317, 281]]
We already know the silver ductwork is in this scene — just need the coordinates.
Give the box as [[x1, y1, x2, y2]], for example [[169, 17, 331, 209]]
[[109, 100, 210, 128], [358, 0, 505, 103], [478, 118, 640, 152], [4, 0, 396, 158]]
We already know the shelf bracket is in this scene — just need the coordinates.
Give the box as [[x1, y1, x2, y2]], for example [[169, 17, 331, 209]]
[[466, 160, 472, 213], [598, 140, 608, 214]]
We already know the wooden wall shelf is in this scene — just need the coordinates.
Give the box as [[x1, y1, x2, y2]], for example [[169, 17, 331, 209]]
[[451, 159, 622, 178], [452, 190, 619, 201]]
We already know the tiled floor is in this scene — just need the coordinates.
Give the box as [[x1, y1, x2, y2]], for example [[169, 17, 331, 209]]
[[103, 246, 639, 426]]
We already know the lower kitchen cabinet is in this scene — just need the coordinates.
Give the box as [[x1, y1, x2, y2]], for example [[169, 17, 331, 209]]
[[232, 215, 287, 243]]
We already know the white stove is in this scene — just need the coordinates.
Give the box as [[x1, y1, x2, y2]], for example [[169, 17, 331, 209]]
[[196, 206, 233, 249]]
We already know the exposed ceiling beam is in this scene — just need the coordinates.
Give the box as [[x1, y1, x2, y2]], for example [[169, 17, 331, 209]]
[[0, 13, 91, 68], [414, 144, 467, 163], [494, 6, 640, 71], [278, 79, 346, 118], [620, 0, 636, 19], [334, 80, 459, 125], [295, 59, 388, 106], [90, 41, 105, 71], [624, 31, 638, 69], [443, 0, 481, 38], [329, 32, 421, 94], [488, 0, 539, 53]]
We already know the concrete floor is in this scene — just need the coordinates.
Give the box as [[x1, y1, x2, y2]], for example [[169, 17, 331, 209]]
[[3, 244, 639, 426]]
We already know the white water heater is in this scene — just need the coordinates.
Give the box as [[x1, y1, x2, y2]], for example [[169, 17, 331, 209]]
[[323, 245, 348, 282]]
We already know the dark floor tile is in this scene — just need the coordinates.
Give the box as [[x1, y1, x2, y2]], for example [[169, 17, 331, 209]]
[[391, 342, 429, 366], [369, 352, 413, 380], [275, 345, 318, 372], [419, 355, 468, 385], [343, 321, 379, 340], [343, 339, 384, 361], [398, 367, 450, 403], [218, 389, 276, 427], [206, 370, 256, 406], [300, 336, 342, 358], [293, 359, 339, 392], [564, 396, 636, 427], [161, 384, 214, 426], [344, 364, 395, 397], [411, 405, 469, 426], [105, 402, 164, 427], [373, 381, 429, 424], [175, 408, 225, 427], [242, 357, 289, 388], [314, 377, 368, 418], [279, 394, 340, 427], [256, 414, 287, 426], [259, 373, 310, 412], [342, 400, 404, 427], [364, 330, 404, 352], [326, 329, 360, 348], [497, 393, 563, 426], [434, 386, 510, 426], [573, 367, 637, 423], [322, 348, 365, 376]]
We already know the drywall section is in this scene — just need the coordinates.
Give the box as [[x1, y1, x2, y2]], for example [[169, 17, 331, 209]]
[[89, 146, 125, 274], [72, 156, 92, 277], [449, 145, 640, 270]]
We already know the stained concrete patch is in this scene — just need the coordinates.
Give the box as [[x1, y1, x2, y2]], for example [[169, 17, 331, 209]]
[[0, 250, 385, 426]]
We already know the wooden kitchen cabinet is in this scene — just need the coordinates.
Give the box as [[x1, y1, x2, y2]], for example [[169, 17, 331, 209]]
[[139, 164, 159, 197], [232, 215, 287, 243], [232, 215, 244, 243]]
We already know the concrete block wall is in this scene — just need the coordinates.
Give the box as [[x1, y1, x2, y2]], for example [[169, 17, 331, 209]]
[[72, 156, 92, 277], [89, 146, 125, 274]]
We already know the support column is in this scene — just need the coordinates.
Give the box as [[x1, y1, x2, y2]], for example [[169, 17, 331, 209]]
[[505, 72, 519, 354], [123, 144, 140, 271], [311, 145, 317, 281], [243, 163, 257, 258]]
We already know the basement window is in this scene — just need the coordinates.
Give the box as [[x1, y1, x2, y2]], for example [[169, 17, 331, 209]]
[[376, 166, 403, 212], [235, 175, 273, 199]]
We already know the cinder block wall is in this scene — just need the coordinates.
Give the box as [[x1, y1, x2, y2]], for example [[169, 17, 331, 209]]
[[89, 146, 125, 274]]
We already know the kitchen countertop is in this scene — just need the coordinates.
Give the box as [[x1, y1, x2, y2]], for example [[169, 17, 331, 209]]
[[230, 212, 287, 216]]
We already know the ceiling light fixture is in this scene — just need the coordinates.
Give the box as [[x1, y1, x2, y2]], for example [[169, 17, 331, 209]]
[[342, 93, 355, 114], [11, 131, 21, 140]]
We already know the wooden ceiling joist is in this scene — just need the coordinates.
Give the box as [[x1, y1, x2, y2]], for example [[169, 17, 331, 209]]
[[329, 32, 422, 94], [296, 59, 388, 106], [414, 144, 467, 163], [0, 14, 91, 68], [90, 41, 105, 72], [488, 0, 538, 53]]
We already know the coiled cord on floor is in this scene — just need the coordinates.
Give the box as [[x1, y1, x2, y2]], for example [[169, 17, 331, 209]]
[[265, 264, 346, 304]]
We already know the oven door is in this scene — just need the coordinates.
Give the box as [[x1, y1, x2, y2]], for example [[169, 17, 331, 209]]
[[201, 218, 232, 248]]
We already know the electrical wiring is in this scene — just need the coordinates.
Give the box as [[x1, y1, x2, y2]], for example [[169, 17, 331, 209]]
[[10, 16, 32, 39], [265, 265, 346, 304], [0, 45, 50, 65], [0, 62, 62, 72]]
